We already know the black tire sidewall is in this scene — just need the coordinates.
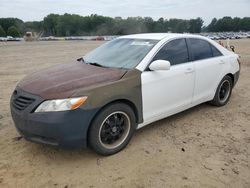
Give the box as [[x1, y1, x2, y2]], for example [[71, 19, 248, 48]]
[[88, 103, 136, 155], [213, 76, 233, 106]]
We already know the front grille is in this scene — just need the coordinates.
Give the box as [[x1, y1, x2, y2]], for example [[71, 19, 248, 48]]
[[13, 95, 35, 111]]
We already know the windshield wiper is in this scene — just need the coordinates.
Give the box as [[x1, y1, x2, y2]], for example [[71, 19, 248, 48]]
[[87, 62, 105, 67], [77, 57, 85, 62], [77, 57, 105, 68]]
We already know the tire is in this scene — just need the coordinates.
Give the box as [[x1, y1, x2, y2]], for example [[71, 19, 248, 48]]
[[88, 103, 136, 155], [210, 75, 233, 107]]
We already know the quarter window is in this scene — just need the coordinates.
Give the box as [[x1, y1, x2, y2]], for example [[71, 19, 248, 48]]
[[152, 39, 189, 65], [211, 45, 223, 57], [189, 38, 213, 61]]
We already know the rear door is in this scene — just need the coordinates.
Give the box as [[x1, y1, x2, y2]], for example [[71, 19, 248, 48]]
[[141, 38, 195, 125], [187, 38, 225, 104]]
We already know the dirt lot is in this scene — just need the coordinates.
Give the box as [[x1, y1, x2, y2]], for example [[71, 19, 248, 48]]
[[0, 39, 250, 188]]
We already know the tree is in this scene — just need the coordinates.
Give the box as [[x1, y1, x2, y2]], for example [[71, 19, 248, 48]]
[[239, 17, 250, 31], [189, 18, 203, 33], [0, 18, 24, 34], [0, 25, 6, 37], [206, 16, 250, 32], [144, 17, 155, 32], [216, 17, 234, 31], [207, 18, 218, 32], [43, 14, 60, 36], [25, 21, 43, 32], [1, 14, 250, 36], [7, 26, 20, 37], [154, 18, 166, 32], [168, 19, 189, 33]]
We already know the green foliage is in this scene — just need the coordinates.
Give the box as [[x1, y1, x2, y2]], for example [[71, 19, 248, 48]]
[[240, 17, 250, 31], [0, 25, 6, 37], [43, 14, 60, 36], [0, 18, 25, 34], [1, 14, 206, 36], [25, 21, 43, 32], [189, 18, 203, 33], [207, 17, 250, 32], [207, 18, 218, 32], [0, 15, 204, 36], [1, 14, 249, 37], [7, 26, 20, 37]]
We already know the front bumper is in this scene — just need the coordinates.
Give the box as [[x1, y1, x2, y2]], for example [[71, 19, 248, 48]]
[[10, 88, 99, 148]]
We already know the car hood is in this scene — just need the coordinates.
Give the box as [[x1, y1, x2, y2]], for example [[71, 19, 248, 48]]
[[18, 62, 127, 99]]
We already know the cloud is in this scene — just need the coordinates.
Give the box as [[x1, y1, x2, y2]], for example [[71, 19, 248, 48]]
[[0, 0, 249, 25]]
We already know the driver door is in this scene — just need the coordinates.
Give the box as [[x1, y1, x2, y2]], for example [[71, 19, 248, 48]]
[[141, 38, 195, 125]]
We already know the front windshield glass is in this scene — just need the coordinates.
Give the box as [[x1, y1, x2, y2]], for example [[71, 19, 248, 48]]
[[84, 38, 158, 69]]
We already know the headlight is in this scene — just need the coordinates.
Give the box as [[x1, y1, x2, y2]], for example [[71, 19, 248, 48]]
[[35, 97, 87, 112]]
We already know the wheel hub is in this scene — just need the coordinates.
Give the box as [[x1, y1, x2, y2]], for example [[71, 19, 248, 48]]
[[111, 126, 117, 133], [99, 111, 131, 149]]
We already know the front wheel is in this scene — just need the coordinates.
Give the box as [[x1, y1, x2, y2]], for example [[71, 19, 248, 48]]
[[88, 103, 136, 155], [210, 75, 233, 106]]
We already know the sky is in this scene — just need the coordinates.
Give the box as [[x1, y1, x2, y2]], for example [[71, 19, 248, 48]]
[[0, 0, 250, 25]]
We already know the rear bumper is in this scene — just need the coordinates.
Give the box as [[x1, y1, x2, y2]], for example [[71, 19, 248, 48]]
[[10, 88, 99, 148], [233, 70, 240, 87]]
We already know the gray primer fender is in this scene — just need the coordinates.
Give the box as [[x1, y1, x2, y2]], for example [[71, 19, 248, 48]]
[[72, 69, 143, 124]]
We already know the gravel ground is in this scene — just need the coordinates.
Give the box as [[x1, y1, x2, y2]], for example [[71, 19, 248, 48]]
[[0, 39, 249, 188]]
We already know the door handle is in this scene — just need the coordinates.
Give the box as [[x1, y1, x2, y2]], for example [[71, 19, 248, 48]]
[[219, 60, 226, 64], [185, 68, 194, 74]]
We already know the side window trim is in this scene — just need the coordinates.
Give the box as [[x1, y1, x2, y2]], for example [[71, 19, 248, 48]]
[[186, 38, 194, 61], [209, 44, 217, 58], [145, 38, 191, 71]]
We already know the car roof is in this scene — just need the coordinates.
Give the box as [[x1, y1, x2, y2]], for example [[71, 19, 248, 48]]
[[120, 33, 204, 40], [120, 33, 234, 59]]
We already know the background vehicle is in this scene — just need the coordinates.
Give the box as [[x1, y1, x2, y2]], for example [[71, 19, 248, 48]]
[[24, 31, 43, 41]]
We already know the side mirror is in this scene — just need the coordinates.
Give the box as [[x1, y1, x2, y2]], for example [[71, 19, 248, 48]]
[[149, 60, 171, 71]]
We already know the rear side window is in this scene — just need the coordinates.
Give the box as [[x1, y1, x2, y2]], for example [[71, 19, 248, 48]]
[[211, 45, 223, 57], [152, 38, 189, 65], [189, 38, 213, 61]]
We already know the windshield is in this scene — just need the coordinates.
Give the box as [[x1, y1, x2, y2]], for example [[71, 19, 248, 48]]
[[84, 38, 158, 69]]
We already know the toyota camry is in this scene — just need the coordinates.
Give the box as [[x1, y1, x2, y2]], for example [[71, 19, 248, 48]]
[[10, 33, 240, 155]]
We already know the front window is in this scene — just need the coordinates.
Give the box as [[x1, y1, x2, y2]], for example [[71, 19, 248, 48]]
[[84, 38, 158, 69], [152, 38, 189, 65]]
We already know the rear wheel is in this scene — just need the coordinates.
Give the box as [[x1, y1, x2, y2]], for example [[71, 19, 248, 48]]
[[88, 103, 136, 155], [210, 75, 233, 106]]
